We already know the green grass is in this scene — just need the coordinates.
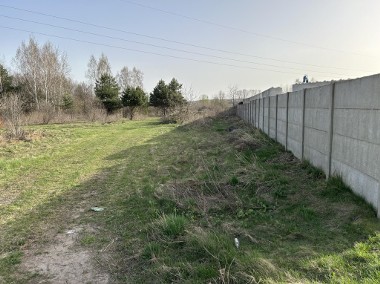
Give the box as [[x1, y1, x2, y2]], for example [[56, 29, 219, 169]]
[[0, 115, 379, 283]]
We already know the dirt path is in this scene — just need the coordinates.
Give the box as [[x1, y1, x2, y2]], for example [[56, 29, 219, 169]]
[[20, 188, 111, 284], [22, 225, 109, 284]]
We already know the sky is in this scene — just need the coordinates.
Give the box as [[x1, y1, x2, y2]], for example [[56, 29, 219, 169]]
[[1, 0, 380, 97]]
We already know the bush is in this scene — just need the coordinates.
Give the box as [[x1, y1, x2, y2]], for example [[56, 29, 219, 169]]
[[0, 93, 25, 139], [40, 102, 56, 124]]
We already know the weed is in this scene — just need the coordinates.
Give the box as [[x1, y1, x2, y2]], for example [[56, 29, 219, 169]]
[[300, 160, 325, 179], [80, 234, 97, 246], [158, 213, 187, 238], [322, 175, 356, 202], [142, 242, 162, 260], [229, 176, 239, 186]]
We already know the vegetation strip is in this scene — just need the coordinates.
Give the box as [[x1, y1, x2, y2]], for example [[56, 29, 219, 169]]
[[0, 114, 379, 283]]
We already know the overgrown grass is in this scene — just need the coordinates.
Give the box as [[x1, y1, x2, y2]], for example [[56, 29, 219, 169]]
[[0, 114, 379, 283]]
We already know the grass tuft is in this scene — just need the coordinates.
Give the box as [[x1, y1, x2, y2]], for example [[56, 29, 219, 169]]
[[300, 160, 326, 179], [158, 213, 187, 238]]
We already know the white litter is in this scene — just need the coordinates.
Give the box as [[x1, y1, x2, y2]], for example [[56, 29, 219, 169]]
[[234, 237, 240, 249]]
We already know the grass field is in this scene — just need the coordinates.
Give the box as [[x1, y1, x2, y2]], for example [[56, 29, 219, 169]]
[[0, 112, 379, 283]]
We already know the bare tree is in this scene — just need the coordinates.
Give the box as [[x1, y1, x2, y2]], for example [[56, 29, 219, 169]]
[[183, 85, 197, 102], [13, 37, 70, 110], [41, 42, 58, 104], [97, 53, 112, 78], [55, 52, 70, 106], [236, 89, 260, 101], [86, 55, 97, 84], [131, 67, 143, 88], [117, 66, 131, 91], [86, 53, 112, 92], [73, 81, 102, 118], [117, 66, 144, 90], [228, 85, 238, 106], [218, 90, 226, 101], [14, 37, 41, 108]]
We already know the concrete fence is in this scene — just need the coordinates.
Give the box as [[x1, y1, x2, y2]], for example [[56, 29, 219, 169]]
[[237, 74, 380, 217]]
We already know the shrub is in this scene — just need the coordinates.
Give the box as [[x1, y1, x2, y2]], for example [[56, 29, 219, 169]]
[[0, 93, 25, 139]]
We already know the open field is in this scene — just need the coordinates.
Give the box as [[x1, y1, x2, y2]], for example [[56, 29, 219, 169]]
[[0, 113, 379, 283]]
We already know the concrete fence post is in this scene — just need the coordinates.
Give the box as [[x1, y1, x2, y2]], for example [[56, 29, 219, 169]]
[[275, 95, 278, 142], [262, 97, 265, 131], [301, 89, 306, 160], [248, 102, 251, 123], [246, 103, 249, 122], [258, 99, 261, 130], [250, 101, 252, 125], [246, 103, 248, 122], [244, 103, 246, 121], [248, 101, 250, 124], [377, 183, 380, 218], [251, 101, 254, 125], [285, 92, 289, 151], [249, 101, 253, 125], [245, 102, 247, 122], [327, 83, 336, 178], [252, 100, 255, 126], [255, 100, 257, 126], [268, 96, 271, 135]]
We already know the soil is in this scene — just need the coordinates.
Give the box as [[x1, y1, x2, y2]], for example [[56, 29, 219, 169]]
[[22, 226, 109, 284], [20, 188, 111, 284]]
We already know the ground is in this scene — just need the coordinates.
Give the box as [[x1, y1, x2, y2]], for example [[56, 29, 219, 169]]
[[0, 112, 379, 283]]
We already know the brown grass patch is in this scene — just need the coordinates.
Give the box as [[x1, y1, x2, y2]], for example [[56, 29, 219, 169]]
[[154, 180, 242, 215]]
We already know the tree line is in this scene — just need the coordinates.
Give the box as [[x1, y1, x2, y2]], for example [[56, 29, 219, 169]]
[[0, 37, 186, 124]]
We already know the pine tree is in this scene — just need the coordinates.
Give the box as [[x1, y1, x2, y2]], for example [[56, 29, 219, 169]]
[[94, 74, 121, 113], [121, 86, 147, 120]]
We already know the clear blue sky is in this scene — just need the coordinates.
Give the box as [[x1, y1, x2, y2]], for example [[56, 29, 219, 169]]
[[1, 0, 380, 97]]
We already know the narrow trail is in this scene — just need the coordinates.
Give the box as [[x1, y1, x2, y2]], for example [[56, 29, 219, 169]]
[[20, 191, 110, 284], [22, 226, 109, 284]]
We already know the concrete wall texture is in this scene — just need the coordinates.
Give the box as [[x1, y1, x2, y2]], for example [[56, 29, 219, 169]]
[[292, 81, 332, 92], [236, 74, 380, 217]]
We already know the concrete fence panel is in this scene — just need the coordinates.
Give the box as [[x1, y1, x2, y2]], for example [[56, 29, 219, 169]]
[[303, 84, 332, 173], [277, 93, 288, 147], [260, 98, 264, 130], [287, 90, 304, 159], [263, 97, 270, 135], [269, 96, 277, 140], [331, 75, 380, 211]]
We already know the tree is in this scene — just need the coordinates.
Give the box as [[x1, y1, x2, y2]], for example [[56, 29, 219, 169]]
[[86, 53, 112, 87], [14, 37, 41, 108], [121, 86, 147, 120], [73, 82, 96, 115], [62, 93, 74, 111], [149, 78, 185, 116], [40, 42, 70, 106], [94, 74, 121, 113], [228, 85, 238, 106], [117, 66, 144, 90], [13, 37, 70, 110], [131, 67, 144, 88], [0, 64, 14, 97]]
